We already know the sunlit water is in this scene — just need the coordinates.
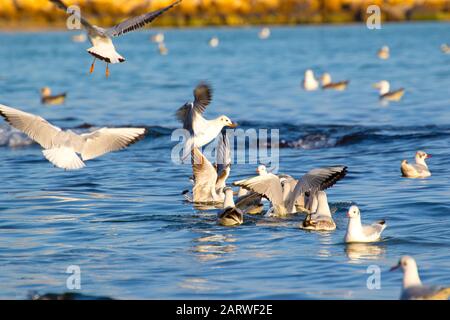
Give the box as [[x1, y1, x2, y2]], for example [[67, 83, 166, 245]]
[[0, 23, 450, 299]]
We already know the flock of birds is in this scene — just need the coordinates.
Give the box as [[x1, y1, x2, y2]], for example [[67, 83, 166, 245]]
[[0, 0, 449, 300]]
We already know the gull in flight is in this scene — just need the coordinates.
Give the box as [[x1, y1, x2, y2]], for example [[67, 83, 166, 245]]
[[187, 130, 231, 203], [233, 166, 347, 217], [50, 0, 182, 77], [401, 150, 431, 178], [344, 205, 386, 243], [217, 187, 244, 226], [300, 191, 336, 231], [302, 69, 319, 91], [40, 87, 67, 105], [390, 256, 450, 300], [0, 104, 146, 170], [377, 45, 390, 60], [176, 82, 237, 161], [373, 80, 404, 102], [320, 73, 349, 91]]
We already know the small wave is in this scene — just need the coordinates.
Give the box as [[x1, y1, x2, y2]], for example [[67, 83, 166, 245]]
[[0, 124, 33, 147]]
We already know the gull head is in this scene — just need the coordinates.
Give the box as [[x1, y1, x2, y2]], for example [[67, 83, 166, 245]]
[[415, 150, 431, 162], [390, 256, 417, 273], [304, 69, 315, 80], [40, 87, 51, 97], [256, 164, 267, 175], [219, 115, 238, 128], [373, 80, 390, 95], [320, 73, 332, 86], [347, 205, 360, 218]]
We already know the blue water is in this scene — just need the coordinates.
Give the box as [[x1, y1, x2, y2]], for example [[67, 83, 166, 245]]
[[0, 23, 450, 299]]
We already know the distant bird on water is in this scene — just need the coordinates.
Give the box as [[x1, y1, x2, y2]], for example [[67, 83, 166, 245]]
[[390, 256, 450, 300], [302, 69, 319, 91], [151, 32, 165, 44], [71, 33, 86, 43], [49, 0, 182, 77], [320, 73, 349, 91], [40, 87, 67, 105], [377, 45, 390, 60], [373, 80, 404, 101], [441, 44, 450, 54], [0, 104, 147, 170], [401, 151, 431, 178], [258, 27, 271, 40], [209, 37, 219, 48]]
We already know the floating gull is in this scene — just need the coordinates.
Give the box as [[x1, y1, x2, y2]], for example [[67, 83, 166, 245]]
[[258, 27, 271, 40], [176, 82, 237, 161], [234, 191, 264, 215], [302, 69, 319, 91], [390, 256, 450, 300], [151, 32, 165, 43], [344, 205, 386, 243], [217, 187, 244, 226], [320, 73, 349, 91], [377, 45, 390, 60], [441, 44, 450, 54], [373, 80, 404, 101], [40, 87, 67, 105], [209, 36, 219, 48], [233, 166, 347, 217], [0, 104, 146, 170], [401, 150, 431, 178], [50, 0, 181, 77], [71, 33, 87, 43], [300, 191, 336, 231]]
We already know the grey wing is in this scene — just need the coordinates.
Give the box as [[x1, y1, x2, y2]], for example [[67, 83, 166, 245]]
[[106, 0, 182, 37], [362, 220, 386, 238], [49, 0, 98, 35], [192, 82, 213, 114], [216, 129, 231, 175], [0, 104, 61, 149], [233, 173, 283, 206]]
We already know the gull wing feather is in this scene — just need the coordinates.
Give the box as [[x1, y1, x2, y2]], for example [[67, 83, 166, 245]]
[[106, 0, 182, 37], [0, 104, 61, 149], [49, 0, 98, 35], [80, 128, 146, 161], [191, 147, 218, 202], [216, 129, 231, 176], [233, 173, 283, 206]]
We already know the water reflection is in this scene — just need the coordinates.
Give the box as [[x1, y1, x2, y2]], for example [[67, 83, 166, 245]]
[[191, 231, 237, 262], [345, 243, 386, 262]]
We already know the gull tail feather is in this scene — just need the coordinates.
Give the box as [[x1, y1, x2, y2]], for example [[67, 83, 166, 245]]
[[42, 147, 86, 170]]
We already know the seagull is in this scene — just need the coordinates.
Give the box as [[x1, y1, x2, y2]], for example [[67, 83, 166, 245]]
[[233, 166, 347, 217], [441, 44, 450, 54], [302, 69, 319, 91], [0, 104, 146, 170], [401, 150, 431, 178], [300, 191, 336, 231], [377, 45, 390, 60], [390, 256, 450, 300], [71, 33, 87, 43], [373, 80, 404, 101], [344, 205, 386, 243], [40, 87, 67, 105], [209, 36, 219, 48], [151, 32, 165, 43], [176, 82, 237, 161], [217, 187, 244, 226], [258, 27, 271, 40], [49, 0, 182, 77], [320, 73, 349, 91]]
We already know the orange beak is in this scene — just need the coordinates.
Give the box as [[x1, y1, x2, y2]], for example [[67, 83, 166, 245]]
[[426, 154, 432, 159], [389, 263, 400, 272], [228, 122, 238, 128]]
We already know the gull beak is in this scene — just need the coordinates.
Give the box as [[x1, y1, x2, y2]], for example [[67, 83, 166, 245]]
[[346, 212, 350, 218], [389, 263, 400, 272], [426, 154, 432, 159], [228, 122, 238, 128]]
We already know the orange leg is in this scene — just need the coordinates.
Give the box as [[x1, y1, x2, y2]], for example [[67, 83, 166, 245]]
[[89, 58, 96, 74], [105, 63, 110, 78]]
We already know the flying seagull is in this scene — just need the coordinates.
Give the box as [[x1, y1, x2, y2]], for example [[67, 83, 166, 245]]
[[176, 82, 237, 161], [0, 104, 146, 170], [49, 0, 182, 77]]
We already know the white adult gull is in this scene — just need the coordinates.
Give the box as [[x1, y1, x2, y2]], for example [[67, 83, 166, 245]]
[[50, 0, 182, 77], [233, 166, 347, 217], [373, 80, 404, 101], [0, 104, 146, 170], [300, 191, 336, 231], [401, 150, 431, 178], [176, 82, 237, 161], [390, 256, 450, 300], [344, 205, 386, 243], [302, 69, 319, 91]]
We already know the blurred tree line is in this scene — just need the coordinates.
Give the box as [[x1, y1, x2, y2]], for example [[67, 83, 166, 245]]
[[0, 0, 449, 28]]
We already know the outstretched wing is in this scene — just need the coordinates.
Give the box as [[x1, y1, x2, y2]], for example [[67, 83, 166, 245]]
[[79, 127, 147, 160], [49, 0, 97, 34], [0, 104, 61, 149], [233, 173, 283, 206], [106, 0, 182, 37]]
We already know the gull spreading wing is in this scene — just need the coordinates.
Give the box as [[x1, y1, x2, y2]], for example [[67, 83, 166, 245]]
[[107, 0, 182, 37], [191, 147, 218, 201], [233, 173, 283, 206], [80, 128, 147, 161], [0, 104, 61, 149]]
